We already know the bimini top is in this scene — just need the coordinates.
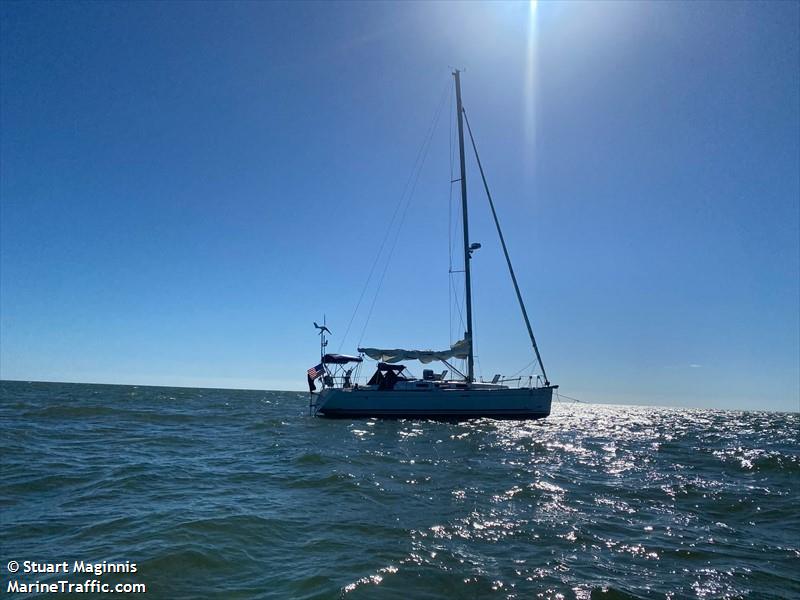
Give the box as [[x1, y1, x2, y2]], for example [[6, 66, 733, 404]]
[[376, 363, 407, 371], [357, 339, 470, 364], [322, 353, 363, 364]]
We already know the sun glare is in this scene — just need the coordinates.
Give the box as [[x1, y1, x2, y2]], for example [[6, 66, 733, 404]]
[[525, 0, 539, 168]]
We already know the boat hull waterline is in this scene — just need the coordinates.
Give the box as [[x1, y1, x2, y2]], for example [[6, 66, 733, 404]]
[[315, 386, 555, 420]]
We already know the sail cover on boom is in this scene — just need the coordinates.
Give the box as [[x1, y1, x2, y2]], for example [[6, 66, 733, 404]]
[[357, 339, 470, 364], [322, 354, 363, 364]]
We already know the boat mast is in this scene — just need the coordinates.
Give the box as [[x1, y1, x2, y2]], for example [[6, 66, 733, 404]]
[[454, 69, 475, 383]]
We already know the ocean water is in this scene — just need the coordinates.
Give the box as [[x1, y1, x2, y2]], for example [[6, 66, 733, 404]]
[[0, 381, 798, 600]]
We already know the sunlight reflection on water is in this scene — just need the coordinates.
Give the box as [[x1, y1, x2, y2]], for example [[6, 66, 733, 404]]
[[1, 383, 797, 599]]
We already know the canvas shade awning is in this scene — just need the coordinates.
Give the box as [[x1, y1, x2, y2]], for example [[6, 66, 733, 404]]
[[357, 339, 470, 364]]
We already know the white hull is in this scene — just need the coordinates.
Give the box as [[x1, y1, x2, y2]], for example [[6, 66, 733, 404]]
[[315, 385, 554, 420]]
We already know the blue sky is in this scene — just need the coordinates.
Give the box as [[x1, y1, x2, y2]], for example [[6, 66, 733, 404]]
[[1, 1, 798, 411]]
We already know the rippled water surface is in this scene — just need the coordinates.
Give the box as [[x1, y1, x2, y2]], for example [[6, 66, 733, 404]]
[[1, 381, 798, 599]]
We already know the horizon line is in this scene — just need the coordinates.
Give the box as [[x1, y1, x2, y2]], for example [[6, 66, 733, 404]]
[[1, 379, 796, 414]]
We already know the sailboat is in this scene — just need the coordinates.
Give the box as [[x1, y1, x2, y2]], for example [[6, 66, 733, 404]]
[[307, 71, 557, 419]]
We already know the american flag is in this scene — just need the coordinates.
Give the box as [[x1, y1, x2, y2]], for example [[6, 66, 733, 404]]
[[307, 363, 324, 380]]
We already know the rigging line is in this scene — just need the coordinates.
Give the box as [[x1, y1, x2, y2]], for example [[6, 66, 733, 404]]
[[357, 81, 450, 347], [448, 190, 452, 345], [448, 205, 451, 345], [449, 274, 466, 332], [358, 124, 437, 347], [448, 79, 454, 344], [448, 155, 463, 342], [449, 148, 461, 273], [338, 190, 408, 352], [339, 79, 450, 352], [557, 392, 587, 403], [555, 390, 578, 416], [507, 359, 536, 379], [462, 108, 550, 386], [448, 79, 455, 274]]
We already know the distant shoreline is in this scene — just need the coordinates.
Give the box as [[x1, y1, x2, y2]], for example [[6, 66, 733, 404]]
[[0, 378, 288, 394]]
